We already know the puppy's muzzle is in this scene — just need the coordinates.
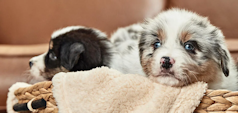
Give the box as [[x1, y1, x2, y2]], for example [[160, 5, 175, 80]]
[[160, 56, 175, 69]]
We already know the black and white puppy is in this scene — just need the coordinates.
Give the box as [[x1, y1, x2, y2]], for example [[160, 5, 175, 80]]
[[139, 9, 238, 90], [29, 26, 112, 81]]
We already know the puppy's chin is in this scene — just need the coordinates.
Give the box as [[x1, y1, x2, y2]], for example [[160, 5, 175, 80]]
[[149, 75, 184, 87], [30, 66, 68, 81], [149, 68, 188, 87], [27, 73, 47, 84]]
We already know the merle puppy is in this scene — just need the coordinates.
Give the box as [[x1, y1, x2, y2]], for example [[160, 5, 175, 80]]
[[110, 9, 238, 91], [139, 9, 238, 90]]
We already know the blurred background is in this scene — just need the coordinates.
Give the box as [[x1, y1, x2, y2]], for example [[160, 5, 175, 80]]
[[0, 0, 238, 112]]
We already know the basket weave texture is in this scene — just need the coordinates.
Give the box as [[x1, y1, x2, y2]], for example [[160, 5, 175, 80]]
[[14, 81, 238, 113], [195, 90, 238, 113], [14, 81, 58, 113]]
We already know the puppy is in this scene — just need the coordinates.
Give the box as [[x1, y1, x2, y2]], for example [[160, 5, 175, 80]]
[[139, 9, 238, 90], [29, 26, 112, 81], [29, 25, 146, 83]]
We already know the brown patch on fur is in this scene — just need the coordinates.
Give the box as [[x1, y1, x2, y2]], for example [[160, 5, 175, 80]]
[[141, 55, 153, 77], [157, 30, 166, 42], [180, 31, 192, 43], [42, 66, 69, 80], [49, 41, 53, 49], [181, 60, 220, 86]]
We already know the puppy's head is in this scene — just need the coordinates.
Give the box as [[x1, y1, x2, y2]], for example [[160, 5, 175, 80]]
[[139, 9, 230, 87], [29, 26, 110, 80]]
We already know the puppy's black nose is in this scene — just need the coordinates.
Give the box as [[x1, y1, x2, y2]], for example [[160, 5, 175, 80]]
[[29, 61, 33, 68], [160, 56, 175, 69]]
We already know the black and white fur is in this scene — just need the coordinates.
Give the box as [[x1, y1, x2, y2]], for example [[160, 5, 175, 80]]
[[29, 25, 146, 82], [139, 9, 238, 90], [29, 26, 112, 81]]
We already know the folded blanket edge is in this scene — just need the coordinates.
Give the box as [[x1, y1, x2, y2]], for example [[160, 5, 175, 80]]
[[7, 82, 31, 113]]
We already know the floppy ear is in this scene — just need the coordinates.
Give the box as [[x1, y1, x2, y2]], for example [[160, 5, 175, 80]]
[[61, 43, 85, 70], [219, 49, 229, 77]]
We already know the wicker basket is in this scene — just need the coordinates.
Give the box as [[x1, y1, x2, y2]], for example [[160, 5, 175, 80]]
[[13, 81, 238, 113], [14, 81, 58, 113]]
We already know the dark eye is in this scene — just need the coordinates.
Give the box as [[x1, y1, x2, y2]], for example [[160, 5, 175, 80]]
[[49, 52, 57, 61], [154, 42, 161, 49], [184, 43, 194, 51]]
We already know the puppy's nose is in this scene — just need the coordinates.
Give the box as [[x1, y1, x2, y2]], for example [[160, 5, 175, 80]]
[[160, 56, 175, 69], [29, 61, 33, 68]]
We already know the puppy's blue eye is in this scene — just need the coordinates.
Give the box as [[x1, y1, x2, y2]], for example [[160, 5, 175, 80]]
[[49, 52, 57, 61], [154, 42, 161, 49], [184, 44, 194, 51]]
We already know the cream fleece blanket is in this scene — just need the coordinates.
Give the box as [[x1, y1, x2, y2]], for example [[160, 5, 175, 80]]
[[52, 67, 207, 113], [7, 67, 207, 113]]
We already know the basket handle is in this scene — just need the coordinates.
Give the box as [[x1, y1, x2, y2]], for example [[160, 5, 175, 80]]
[[13, 98, 47, 112]]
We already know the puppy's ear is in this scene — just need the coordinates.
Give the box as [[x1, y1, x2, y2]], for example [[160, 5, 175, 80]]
[[61, 43, 85, 70], [219, 49, 229, 77]]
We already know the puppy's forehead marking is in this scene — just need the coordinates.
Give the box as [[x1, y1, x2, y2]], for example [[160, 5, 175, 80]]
[[51, 26, 86, 39], [157, 29, 166, 41], [51, 26, 107, 40], [180, 31, 192, 43]]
